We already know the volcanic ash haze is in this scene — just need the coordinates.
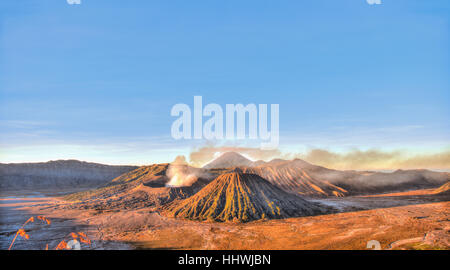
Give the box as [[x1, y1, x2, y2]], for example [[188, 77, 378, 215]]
[[164, 168, 331, 222]]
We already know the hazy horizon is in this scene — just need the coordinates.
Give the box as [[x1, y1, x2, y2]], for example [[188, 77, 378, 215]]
[[1, 151, 450, 173]]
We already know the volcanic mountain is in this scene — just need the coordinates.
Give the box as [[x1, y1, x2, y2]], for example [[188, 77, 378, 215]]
[[202, 152, 256, 169], [201, 153, 353, 197], [244, 159, 350, 197], [247, 161, 450, 196], [201, 152, 450, 197], [164, 168, 331, 222], [64, 164, 213, 210], [323, 169, 450, 195]]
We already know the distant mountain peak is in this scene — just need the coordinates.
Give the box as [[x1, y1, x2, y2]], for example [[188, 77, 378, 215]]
[[221, 152, 246, 157], [202, 152, 255, 169]]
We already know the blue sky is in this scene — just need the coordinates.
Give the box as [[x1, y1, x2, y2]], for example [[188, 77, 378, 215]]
[[0, 0, 449, 165]]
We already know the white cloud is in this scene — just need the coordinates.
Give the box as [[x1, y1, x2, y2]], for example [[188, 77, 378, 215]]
[[67, 0, 81, 5], [367, 0, 382, 5]]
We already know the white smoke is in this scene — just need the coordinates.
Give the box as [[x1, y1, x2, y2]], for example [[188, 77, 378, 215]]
[[166, 169, 198, 187], [166, 155, 209, 187]]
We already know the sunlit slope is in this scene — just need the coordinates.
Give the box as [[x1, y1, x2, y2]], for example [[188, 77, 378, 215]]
[[164, 168, 331, 222], [433, 181, 450, 195], [63, 164, 210, 209], [111, 163, 169, 184], [245, 162, 348, 197], [64, 164, 171, 201]]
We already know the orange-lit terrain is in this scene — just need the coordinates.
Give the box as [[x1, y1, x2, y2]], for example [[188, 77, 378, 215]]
[[1, 188, 448, 250], [1, 153, 449, 250]]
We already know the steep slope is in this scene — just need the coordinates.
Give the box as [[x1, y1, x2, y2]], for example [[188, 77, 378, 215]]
[[201, 153, 449, 197], [432, 181, 450, 195], [245, 159, 450, 197], [164, 168, 331, 222], [110, 163, 170, 186], [64, 164, 212, 210], [202, 153, 357, 197], [202, 152, 255, 169], [246, 167, 348, 197], [245, 159, 349, 197], [65, 164, 170, 200], [0, 160, 137, 192]]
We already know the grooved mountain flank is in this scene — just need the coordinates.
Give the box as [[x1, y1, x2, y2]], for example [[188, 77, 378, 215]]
[[110, 163, 170, 186], [201, 153, 351, 197], [244, 163, 349, 197], [433, 181, 450, 195], [164, 169, 330, 222]]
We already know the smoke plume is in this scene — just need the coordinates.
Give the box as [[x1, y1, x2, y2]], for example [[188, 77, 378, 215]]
[[166, 155, 209, 187]]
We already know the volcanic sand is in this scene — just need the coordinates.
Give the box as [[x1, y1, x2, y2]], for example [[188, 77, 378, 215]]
[[3, 188, 448, 250]]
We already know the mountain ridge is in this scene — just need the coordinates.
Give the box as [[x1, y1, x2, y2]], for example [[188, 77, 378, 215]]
[[201, 152, 450, 196], [0, 159, 138, 192]]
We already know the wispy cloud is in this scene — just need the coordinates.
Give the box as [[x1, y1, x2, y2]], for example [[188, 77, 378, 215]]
[[298, 148, 450, 171], [0, 120, 52, 129]]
